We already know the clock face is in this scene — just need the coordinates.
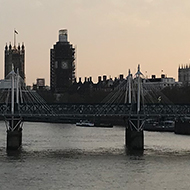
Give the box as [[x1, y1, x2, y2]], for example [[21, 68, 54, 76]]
[[61, 61, 68, 69]]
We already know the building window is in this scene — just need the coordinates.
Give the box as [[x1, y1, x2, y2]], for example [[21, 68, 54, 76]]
[[55, 61, 58, 68]]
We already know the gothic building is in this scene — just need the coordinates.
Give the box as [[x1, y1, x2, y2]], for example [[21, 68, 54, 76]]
[[4, 43, 25, 80], [178, 65, 190, 85], [50, 29, 75, 92]]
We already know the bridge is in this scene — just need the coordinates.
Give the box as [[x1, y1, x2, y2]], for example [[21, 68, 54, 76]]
[[1, 103, 190, 118], [0, 65, 189, 152]]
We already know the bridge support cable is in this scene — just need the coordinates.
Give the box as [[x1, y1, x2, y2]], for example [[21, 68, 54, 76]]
[[0, 88, 10, 114], [101, 81, 127, 104], [94, 79, 128, 116], [142, 79, 176, 121], [20, 88, 55, 116], [97, 73, 138, 117], [142, 83, 173, 104]]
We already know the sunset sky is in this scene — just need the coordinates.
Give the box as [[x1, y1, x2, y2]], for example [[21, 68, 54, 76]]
[[1, 0, 190, 85]]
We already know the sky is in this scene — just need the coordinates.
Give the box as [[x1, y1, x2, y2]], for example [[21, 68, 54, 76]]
[[1, 0, 190, 86]]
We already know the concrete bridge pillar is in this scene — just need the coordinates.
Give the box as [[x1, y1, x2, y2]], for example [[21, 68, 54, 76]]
[[125, 117, 144, 153], [7, 119, 22, 150]]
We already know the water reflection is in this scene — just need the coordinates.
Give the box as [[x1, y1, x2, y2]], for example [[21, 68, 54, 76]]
[[126, 148, 144, 157], [1, 122, 190, 190], [6, 148, 23, 160]]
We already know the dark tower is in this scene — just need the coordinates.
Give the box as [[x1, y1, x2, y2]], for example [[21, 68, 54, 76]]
[[50, 29, 75, 92], [4, 42, 25, 81]]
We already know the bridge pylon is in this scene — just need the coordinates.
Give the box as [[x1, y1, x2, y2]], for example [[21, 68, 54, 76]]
[[4, 69, 23, 150], [125, 65, 145, 153]]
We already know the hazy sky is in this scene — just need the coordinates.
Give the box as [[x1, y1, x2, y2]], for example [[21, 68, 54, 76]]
[[1, 0, 190, 85]]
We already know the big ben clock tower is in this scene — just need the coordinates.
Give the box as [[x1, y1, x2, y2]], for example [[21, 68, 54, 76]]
[[50, 29, 75, 92]]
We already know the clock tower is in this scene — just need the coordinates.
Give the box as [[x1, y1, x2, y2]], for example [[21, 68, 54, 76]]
[[50, 29, 75, 92]]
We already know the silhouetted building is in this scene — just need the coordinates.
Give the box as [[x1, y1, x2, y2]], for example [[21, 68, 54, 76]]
[[4, 43, 25, 80], [50, 29, 75, 92], [178, 65, 190, 85], [143, 74, 176, 89]]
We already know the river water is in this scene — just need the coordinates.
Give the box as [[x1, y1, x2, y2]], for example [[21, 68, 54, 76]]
[[1, 121, 190, 190]]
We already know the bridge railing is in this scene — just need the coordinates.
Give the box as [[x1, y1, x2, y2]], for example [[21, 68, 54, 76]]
[[1, 103, 190, 117]]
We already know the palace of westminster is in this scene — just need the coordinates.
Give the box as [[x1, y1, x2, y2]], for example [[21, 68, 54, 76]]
[[1, 29, 190, 102]]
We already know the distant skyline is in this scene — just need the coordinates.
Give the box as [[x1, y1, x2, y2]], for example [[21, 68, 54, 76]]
[[1, 0, 190, 85]]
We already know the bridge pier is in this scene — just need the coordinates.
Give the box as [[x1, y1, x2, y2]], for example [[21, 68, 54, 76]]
[[125, 117, 144, 153], [6, 118, 23, 150], [7, 129, 22, 150]]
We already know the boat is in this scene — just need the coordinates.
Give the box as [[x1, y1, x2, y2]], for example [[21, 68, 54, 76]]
[[94, 123, 113, 128], [76, 120, 94, 127], [76, 120, 113, 128], [144, 119, 175, 132], [161, 120, 175, 132]]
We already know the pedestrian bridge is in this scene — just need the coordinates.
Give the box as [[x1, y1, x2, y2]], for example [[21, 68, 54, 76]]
[[1, 65, 189, 152], [0, 103, 190, 118]]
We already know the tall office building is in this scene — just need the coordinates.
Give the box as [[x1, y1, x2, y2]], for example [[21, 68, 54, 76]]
[[4, 43, 25, 80], [50, 29, 75, 92]]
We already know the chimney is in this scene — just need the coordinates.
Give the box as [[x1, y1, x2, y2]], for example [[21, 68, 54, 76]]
[[119, 74, 124, 80], [103, 75, 107, 82], [98, 76, 101, 83]]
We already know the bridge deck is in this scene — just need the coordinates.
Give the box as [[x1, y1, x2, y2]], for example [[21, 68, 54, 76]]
[[1, 103, 190, 118]]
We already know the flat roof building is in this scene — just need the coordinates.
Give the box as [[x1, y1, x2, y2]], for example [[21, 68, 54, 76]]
[[143, 74, 176, 89]]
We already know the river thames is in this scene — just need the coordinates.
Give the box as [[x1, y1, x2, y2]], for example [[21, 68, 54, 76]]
[[1, 121, 190, 190]]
